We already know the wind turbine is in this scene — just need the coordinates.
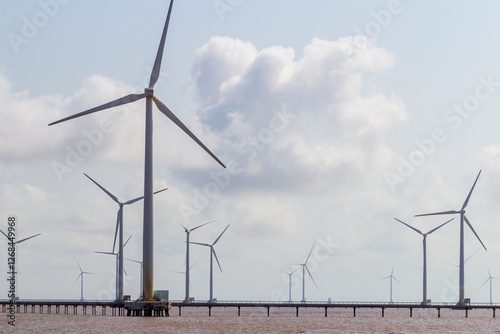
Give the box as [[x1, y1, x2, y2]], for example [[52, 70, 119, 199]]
[[277, 268, 299, 302], [395, 217, 453, 305], [169, 259, 199, 301], [1, 230, 41, 298], [380, 261, 402, 304], [73, 257, 97, 302], [126, 258, 143, 300], [179, 220, 217, 303], [415, 170, 487, 306], [191, 224, 230, 303], [296, 240, 319, 303], [84, 173, 167, 301], [95, 235, 132, 301], [49, 0, 226, 301], [479, 265, 499, 305]]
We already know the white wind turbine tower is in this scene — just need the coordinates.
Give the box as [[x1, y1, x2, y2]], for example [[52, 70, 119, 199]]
[[415, 170, 487, 306], [84, 173, 167, 302], [395, 217, 454, 305], [295, 240, 319, 303], [73, 257, 97, 302], [479, 265, 499, 305], [126, 258, 143, 300], [95, 235, 132, 301], [180, 220, 217, 303], [277, 268, 299, 302], [380, 261, 402, 304], [1, 230, 41, 299], [49, 0, 226, 301], [191, 225, 230, 303]]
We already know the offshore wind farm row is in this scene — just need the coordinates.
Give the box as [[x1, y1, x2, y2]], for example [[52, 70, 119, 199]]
[[2, 0, 499, 316]]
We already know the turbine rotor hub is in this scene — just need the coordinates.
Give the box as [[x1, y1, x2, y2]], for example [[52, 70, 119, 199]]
[[144, 88, 154, 98]]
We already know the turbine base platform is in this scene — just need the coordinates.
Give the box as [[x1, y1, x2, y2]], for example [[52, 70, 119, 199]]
[[124, 300, 171, 317]]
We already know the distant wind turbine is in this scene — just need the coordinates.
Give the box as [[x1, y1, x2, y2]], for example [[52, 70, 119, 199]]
[[479, 265, 499, 305], [191, 224, 230, 303], [295, 240, 319, 303], [415, 170, 487, 306], [1, 230, 41, 298], [395, 217, 453, 305], [84, 173, 167, 301], [49, 0, 226, 301], [73, 257, 97, 302], [126, 258, 143, 300], [277, 268, 299, 302], [179, 220, 217, 303], [380, 261, 402, 304], [95, 235, 132, 301]]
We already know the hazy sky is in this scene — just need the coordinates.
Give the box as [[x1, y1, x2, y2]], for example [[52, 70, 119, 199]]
[[2, 0, 500, 303]]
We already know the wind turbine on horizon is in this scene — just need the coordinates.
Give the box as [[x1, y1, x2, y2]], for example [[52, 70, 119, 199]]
[[126, 258, 143, 300], [191, 224, 230, 303], [84, 173, 167, 301], [49, 0, 226, 301], [180, 220, 217, 303], [95, 235, 132, 301], [73, 257, 97, 302], [479, 265, 499, 305], [295, 240, 319, 303], [380, 261, 402, 304], [395, 217, 454, 305], [415, 170, 487, 306], [277, 268, 299, 302], [1, 229, 41, 299]]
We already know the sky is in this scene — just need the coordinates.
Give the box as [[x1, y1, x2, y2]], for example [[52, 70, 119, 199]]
[[1, 0, 500, 304]]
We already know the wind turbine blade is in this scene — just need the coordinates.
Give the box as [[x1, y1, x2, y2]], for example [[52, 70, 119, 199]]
[[462, 170, 482, 210], [305, 240, 317, 264], [112, 208, 122, 253], [84, 173, 120, 204], [49, 93, 145, 126], [426, 217, 455, 235], [0, 229, 10, 240], [149, 0, 175, 89], [415, 210, 460, 217], [213, 224, 230, 245], [305, 266, 319, 290], [126, 258, 142, 265], [15, 233, 41, 244], [123, 267, 128, 276], [212, 248, 223, 273], [153, 187, 169, 196], [95, 251, 115, 256], [153, 97, 226, 168], [124, 195, 144, 206], [189, 258, 200, 270], [465, 248, 480, 263], [394, 218, 423, 235], [74, 257, 83, 273], [393, 276, 403, 286], [191, 219, 219, 232], [464, 215, 487, 251], [479, 277, 490, 291], [190, 242, 210, 247], [178, 222, 188, 232], [123, 235, 132, 248], [72, 273, 82, 288]]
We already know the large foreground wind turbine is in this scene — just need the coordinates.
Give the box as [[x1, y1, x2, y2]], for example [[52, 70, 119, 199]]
[[415, 170, 487, 306], [49, 0, 225, 301], [296, 240, 319, 303], [84, 173, 167, 301], [395, 218, 453, 305], [180, 220, 217, 303], [191, 225, 230, 303]]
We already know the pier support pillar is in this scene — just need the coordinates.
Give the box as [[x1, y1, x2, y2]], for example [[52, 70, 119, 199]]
[[410, 308, 413, 318], [465, 309, 468, 318], [267, 306, 270, 317], [353, 307, 356, 317], [296, 306, 299, 317], [494, 308, 496, 318], [238, 306, 240, 316], [325, 307, 327, 317], [382, 307, 385, 317], [179, 306, 182, 316], [437, 308, 440, 318]]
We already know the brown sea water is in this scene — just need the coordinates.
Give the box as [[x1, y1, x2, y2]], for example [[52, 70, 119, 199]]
[[1, 306, 499, 333]]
